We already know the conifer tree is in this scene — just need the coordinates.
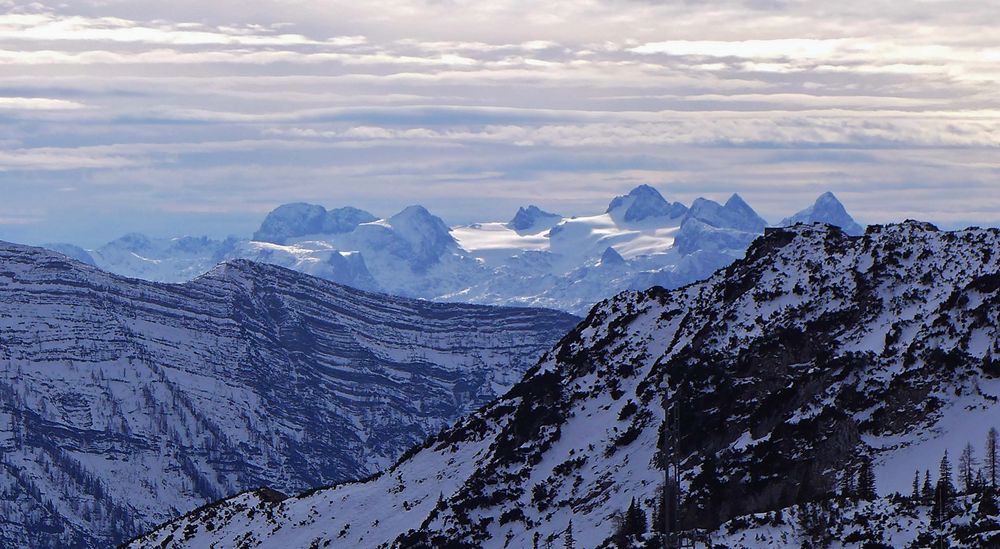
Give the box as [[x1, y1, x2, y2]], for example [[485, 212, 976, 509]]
[[959, 442, 977, 493], [856, 457, 876, 501], [922, 469, 933, 504], [841, 468, 855, 498], [623, 498, 648, 537], [933, 451, 956, 523], [912, 470, 920, 500], [612, 499, 649, 548], [938, 450, 955, 498], [564, 520, 575, 549], [651, 487, 665, 535], [978, 486, 1000, 518], [988, 427, 999, 489]]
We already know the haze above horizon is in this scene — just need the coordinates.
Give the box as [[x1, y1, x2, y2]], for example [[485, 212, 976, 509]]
[[1, 0, 998, 246]]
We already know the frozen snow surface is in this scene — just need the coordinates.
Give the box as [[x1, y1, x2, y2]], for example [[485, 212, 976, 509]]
[[66, 188, 864, 315], [0, 242, 577, 548], [130, 221, 1000, 548]]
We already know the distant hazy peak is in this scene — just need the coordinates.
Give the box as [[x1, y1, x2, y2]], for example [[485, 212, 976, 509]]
[[606, 184, 688, 223], [686, 194, 767, 233], [252, 203, 376, 244], [388, 205, 448, 229], [385, 205, 457, 261], [323, 206, 379, 234], [42, 243, 96, 266], [110, 232, 154, 250], [507, 205, 562, 232], [724, 192, 752, 212], [780, 191, 864, 236]]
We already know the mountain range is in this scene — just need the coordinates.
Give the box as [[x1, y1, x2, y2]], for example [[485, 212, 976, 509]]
[[48, 188, 864, 315], [126, 221, 1000, 548], [0, 242, 576, 548]]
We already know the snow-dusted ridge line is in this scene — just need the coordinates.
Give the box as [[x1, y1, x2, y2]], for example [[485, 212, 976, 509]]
[[0, 241, 577, 548], [127, 221, 1000, 548]]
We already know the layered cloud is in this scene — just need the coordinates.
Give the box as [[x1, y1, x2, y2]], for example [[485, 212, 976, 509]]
[[0, 0, 997, 244]]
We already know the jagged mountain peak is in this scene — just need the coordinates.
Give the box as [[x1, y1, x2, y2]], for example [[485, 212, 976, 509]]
[[606, 184, 688, 223], [781, 191, 865, 236], [130, 221, 1000, 548], [686, 194, 767, 233], [724, 192, 753, 212], [508, 205, 562, 232]]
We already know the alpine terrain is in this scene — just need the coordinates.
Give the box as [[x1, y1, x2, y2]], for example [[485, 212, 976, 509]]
[[63, 188, 864, 315], [0, 242, 577, 548], [129, 221, 1000, 548]]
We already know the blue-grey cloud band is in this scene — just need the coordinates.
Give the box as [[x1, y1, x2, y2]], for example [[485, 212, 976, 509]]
[[0, 0, 997, 245]]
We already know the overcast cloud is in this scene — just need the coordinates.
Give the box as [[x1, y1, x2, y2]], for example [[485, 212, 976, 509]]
[[0, 0, 997, 245]]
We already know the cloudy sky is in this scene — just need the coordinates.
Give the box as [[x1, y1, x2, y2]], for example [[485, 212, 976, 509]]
[[1, 0, 998, 245]]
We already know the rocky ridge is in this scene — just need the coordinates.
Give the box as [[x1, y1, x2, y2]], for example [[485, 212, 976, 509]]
[[0, 242, 577, 547], [128, 221, 1000, 548]]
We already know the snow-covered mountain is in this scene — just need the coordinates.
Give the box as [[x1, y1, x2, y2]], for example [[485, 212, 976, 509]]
[[88, 233, 239, 282], [251, 203, 377, 244], [0, 242, 577, 548], [65, 186, 863, 316], [780, 191, 864, 236], [507, 205, 562, 232], [128, 221, 1000, 548]]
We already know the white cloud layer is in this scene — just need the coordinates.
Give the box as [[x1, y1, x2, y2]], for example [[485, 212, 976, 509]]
[[0, 0, 997, 245]]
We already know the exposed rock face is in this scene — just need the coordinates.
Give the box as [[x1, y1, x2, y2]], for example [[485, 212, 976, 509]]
[[508, 206, 562, 232], [128, 222, 1000, 548], [600, 246, 625, 266], [0, 242, 577, 548]]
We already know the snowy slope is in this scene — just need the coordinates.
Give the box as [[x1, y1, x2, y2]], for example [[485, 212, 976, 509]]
[[0, 242, 577, 548], [129, 221, 1000, 548], [710, 493, 1000, 548], [73, 187, 863, 315]]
